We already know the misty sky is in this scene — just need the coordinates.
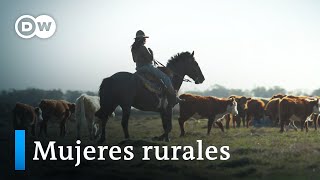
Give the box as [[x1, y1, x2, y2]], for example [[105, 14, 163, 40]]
[[1, 0, 320, 93]]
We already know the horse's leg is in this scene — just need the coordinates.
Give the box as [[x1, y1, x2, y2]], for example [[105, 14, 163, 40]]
[[153, 107, 172, 142], [98, 117, 108, 144], [97, 107, 116, 144], [152, 110, 167, 141], [121, 106, 131, 139], [163, 107, 173, 142]]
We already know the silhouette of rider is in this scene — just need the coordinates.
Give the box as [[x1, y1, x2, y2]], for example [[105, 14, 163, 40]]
[[131, 30, 180, 106]]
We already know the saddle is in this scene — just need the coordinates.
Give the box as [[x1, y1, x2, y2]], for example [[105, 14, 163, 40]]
[[135, 67, 173, 95]]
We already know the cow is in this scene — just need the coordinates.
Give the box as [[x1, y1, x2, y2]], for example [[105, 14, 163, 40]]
[[264, 98, 281, 126], [279, 96, 320, 132], [39, 99, 76, 137], [271, 94, 287, 100], [265, 95, 308, 127], [178, 93, 238, 136], [304, 113, 320, 132], [12, 103, 43, 136], [75, 94, 115, 140], [225, 95, 250, 129], [245, 98, 265, 128]]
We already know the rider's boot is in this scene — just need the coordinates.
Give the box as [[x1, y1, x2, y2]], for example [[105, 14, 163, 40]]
[[166, 88, 184, 106]]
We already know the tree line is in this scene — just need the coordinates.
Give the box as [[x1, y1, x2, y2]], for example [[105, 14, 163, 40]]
[[186, 84, 319, 98], [1, 85, 320, 110]]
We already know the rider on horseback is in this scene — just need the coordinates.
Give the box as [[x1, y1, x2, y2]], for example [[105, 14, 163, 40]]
[[131, 30, 180, 106]]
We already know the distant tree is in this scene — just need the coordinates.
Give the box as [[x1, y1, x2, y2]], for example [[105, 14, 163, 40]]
[[312, 88, 320, 96], [251, 87, 268, 97], [86, 91, 98, 96], [268, 86, 286, 96], [252, 86, 286, 98], [64, 90, 82, 103], [0, 88, 63, 106], [188, 84, 247, 97]]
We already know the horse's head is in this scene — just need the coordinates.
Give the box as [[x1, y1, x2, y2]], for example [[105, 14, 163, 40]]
[[184, 51, 205, 84], [167, 51, 205, 84]]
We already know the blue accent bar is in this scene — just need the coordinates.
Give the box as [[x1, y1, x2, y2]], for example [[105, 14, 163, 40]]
[[15, 130, 25, 170]]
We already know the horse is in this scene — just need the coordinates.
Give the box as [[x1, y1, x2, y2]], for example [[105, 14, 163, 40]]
[[95, 51, 205, 143], [75, 94, 115, 140]]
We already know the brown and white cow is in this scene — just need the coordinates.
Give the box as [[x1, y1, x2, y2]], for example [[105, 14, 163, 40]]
[[304, 113, 320, 132], [39, 99, 76, 137], [178, 94, 238, 136], [271, 94, 287, 100], [279, 96, 320, 132], [75, 94, 115, 140], [245, 98, 265, 128], [12, 103, 43, 136], [225, 95, 250, 129]]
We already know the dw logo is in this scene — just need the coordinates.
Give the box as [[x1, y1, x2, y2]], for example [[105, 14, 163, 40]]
[[15, 15, 56, 39]]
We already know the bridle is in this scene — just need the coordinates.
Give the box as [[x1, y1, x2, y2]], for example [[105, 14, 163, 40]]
[[153, 59, 198, 83]]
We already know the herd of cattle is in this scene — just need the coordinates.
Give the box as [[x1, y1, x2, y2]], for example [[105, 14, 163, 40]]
[[12, 94, 114, 139], [178, 93, 320, 135], [12, 93, 320, 140]]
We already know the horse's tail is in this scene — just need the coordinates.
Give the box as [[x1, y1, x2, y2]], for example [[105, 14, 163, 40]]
[[75, 94, 86, 138], [96, 77, 114, 119]]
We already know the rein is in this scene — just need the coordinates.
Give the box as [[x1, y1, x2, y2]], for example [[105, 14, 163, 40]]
[[153, 59, 194, 83]]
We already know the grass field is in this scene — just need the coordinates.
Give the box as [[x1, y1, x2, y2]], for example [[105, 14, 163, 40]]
[[3, 114, 320, 179]]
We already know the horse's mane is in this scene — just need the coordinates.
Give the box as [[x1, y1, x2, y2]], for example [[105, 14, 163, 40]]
[[167, 51, 192, 66]]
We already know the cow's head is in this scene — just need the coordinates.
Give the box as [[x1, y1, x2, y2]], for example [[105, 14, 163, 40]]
[[39, 100, 50, 113], [226, 97, 238, 116], [92, 119, 101, 140], [92, 112, 115, 140], [305, 97, 320, 114], [229, 95, 249, 115], [68, 103, 76, 114]]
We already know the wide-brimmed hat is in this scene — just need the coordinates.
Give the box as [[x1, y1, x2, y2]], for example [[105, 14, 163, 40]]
[[135, 30, 149, 39]]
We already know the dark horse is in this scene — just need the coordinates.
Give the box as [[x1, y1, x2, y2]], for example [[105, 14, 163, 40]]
[[95, 51, 205, 143]]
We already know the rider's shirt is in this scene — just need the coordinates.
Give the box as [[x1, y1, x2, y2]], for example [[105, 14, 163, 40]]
[[131, 45, 153, 68]]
